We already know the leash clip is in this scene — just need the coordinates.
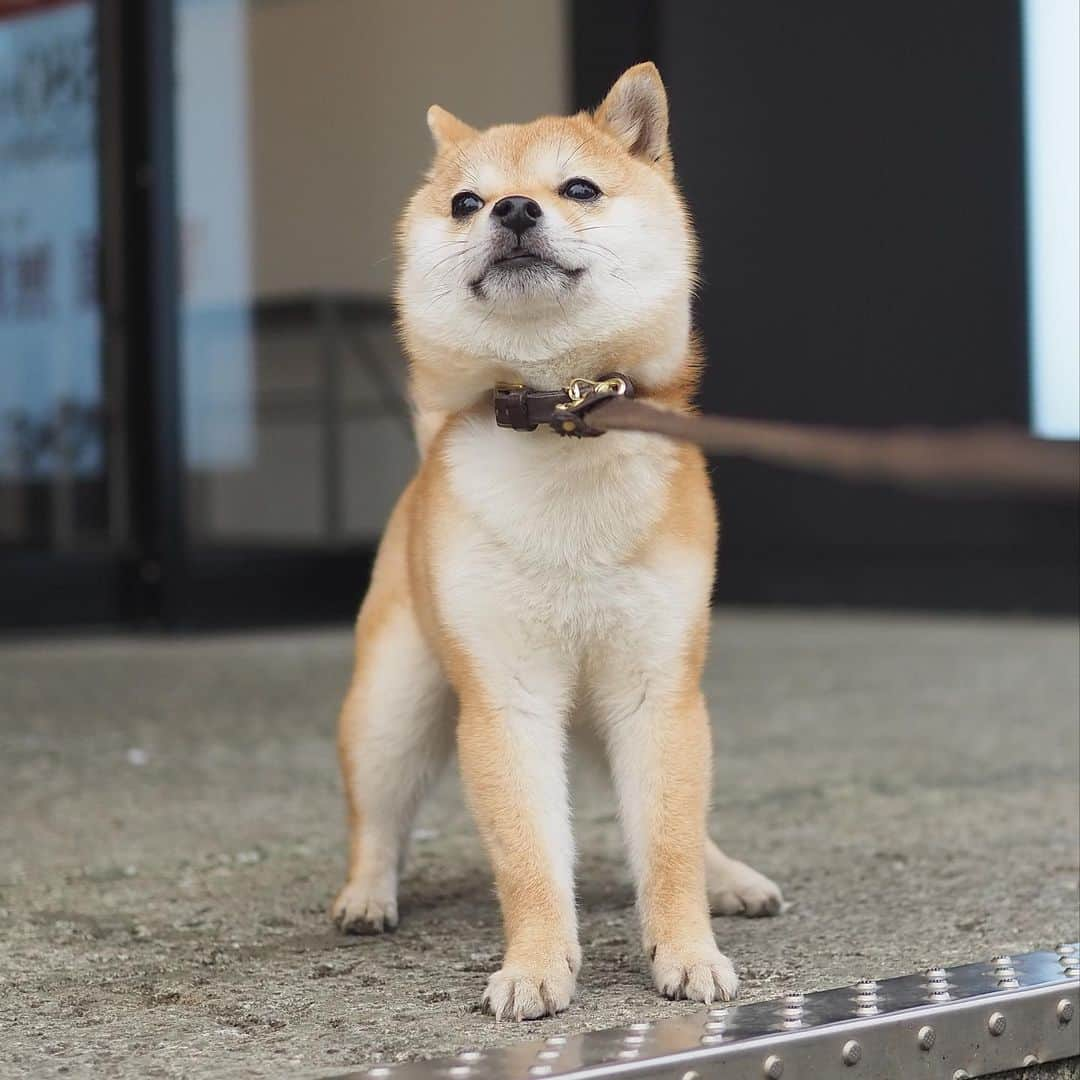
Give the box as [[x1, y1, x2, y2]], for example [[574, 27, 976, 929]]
[[551, 375, 631, 437]]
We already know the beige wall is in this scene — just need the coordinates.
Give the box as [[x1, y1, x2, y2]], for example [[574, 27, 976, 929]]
[[246, 0, 569, 298]]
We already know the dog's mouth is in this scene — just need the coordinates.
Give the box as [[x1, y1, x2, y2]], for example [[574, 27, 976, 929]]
[[471, 249, 584, 296], [494, 249, 552, 266], [492, 250, 564, 271]]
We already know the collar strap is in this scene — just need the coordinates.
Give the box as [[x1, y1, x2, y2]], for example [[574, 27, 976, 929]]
[[493, 373, 635, 438]]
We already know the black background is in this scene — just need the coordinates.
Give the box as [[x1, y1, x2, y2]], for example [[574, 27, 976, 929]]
[[577, 0, 1077, 612]]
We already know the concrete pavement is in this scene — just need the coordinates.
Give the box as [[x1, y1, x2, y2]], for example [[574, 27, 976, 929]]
[[1, 610, 1077, 1078]]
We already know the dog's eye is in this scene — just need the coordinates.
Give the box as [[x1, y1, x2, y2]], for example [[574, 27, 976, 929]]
[[559, 178, 602, 201], [451, 191, 484, 218]]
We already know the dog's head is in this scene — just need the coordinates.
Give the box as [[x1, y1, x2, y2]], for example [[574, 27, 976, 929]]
[[397, 63, 695, 398]]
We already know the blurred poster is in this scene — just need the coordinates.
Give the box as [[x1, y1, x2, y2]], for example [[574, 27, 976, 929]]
[[0, 0, 100, 480], [177, 0, 255, 469]]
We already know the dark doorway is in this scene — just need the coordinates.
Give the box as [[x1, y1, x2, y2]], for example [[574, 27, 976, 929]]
[[575, 0, 1078, 612]]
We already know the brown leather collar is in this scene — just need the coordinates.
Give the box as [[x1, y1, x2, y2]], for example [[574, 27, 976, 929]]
[[493, 372, 635, 438]]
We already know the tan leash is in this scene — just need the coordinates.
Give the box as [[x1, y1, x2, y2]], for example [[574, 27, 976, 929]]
[[493, 373, 1080, 498]]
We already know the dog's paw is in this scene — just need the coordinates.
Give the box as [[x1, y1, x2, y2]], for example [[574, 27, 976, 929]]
[[651, 940, 738, 1004], [481, 949, 579, 1021], [707, 857, 784, 918], [331, 880, 398, 935]]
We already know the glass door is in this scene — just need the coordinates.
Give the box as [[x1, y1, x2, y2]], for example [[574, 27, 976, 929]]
[[0, 0, 138, 628], [0, 1, 115, 555], [167, 0, 418, 624], [175, 0, 414, 553], [0, 0, 569, 628]]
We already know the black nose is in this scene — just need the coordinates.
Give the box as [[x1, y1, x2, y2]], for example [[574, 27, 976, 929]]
[[491, 195, 543, 238]]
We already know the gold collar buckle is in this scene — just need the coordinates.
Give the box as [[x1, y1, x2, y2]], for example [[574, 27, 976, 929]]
[[552, 374, 632, 437]]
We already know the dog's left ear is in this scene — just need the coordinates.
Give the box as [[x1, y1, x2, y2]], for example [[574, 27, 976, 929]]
[[594, 62, 669, 164]]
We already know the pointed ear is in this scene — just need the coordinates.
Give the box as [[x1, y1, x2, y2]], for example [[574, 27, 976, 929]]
[[594, 62, 670, 164], [426, 105, 477, 150]]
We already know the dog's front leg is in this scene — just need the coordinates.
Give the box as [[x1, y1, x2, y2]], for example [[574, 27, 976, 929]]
[[455, 666, 580, 1020], [591, 630, 739, 1005]]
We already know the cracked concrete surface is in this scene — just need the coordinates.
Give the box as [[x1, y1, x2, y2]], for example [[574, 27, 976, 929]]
[[1, 610, 1078, 1078]]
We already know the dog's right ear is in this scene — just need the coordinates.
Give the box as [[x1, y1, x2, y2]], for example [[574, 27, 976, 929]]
[[426, 105, 477, 150]]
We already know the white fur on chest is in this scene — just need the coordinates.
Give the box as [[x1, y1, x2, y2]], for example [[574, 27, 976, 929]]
[[435, 415, 688, 649], [445, 415, 676, 569]]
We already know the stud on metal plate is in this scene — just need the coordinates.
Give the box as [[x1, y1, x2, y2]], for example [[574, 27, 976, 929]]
[[344, 944, 1080, 1080]]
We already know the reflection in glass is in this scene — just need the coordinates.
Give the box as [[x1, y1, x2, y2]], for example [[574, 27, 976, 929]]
[[176, 0, 416, 548], [0, 1, 106, 550]]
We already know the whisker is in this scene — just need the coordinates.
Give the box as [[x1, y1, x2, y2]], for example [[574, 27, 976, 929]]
[[422, 287, 453, 312], [559, 133, 594, 172], [446, 137, 482, 188], [423, 246, 477, 278], [566, 238, 623, 264], [608, 268, 642, 301], [415, 240, 469, 260], [553, 288, 573, 336]]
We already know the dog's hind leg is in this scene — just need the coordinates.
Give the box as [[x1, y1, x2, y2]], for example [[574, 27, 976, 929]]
[[705, 837, 783, 917], [332, 502, 454, 934], [333, 601, 453, 934]]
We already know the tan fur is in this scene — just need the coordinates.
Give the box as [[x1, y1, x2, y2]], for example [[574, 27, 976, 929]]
[[332, 64, 782, 1018]]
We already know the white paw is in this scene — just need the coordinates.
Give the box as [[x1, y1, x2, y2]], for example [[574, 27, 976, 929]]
[[481, 953, 577, 1021], [331, 879, 398, 935], [651, 940, 739, 1004], [708, 857, 784, 917]]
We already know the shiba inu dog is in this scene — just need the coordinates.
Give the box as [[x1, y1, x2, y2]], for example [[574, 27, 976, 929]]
[[332, 63, 782, 1020]]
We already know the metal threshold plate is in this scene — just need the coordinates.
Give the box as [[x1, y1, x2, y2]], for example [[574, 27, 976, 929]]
[[340, 943, 1080, 1080]]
